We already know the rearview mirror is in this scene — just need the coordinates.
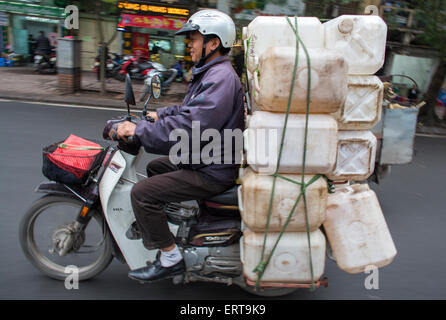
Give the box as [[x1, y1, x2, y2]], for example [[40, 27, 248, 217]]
[[124, 74, 136, 106], [151, 75, 161, 100], [142, 74, 162, 117]]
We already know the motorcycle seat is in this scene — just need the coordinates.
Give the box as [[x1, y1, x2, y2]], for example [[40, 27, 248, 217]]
[[205, 184, 239, 206]]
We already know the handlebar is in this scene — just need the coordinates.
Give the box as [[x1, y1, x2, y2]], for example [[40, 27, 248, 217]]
[[103, 115, 155, 144], [109, 123, 136, 143]]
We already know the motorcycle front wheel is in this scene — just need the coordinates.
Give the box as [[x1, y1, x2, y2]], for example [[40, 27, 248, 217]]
[[19, 195, 114, 281]]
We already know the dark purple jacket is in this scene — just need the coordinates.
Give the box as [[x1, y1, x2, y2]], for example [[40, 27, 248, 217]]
[[135, 55, 245, 185]]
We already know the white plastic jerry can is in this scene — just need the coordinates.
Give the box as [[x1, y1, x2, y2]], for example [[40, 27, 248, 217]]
[[241, 228, 326, 283], [243, 16, 324, 75], [323, 15, 388, 75], [326, 130, 377, 182], [332, 75, 383, 130], [253, 47, 348, 114], [244, 111, 338, 175], [323, 184, 397, 274], [238, 167, 328, 232]]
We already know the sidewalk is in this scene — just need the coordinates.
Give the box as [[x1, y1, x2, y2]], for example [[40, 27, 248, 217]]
[[0, 65, 187, 111], [417, 102, 446, 136], [416, 122, 446, 136]]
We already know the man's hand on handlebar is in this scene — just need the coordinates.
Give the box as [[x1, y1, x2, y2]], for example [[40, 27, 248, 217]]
[[104, 112, 157, 143], [147, 111, 159, 121], [111, 121, 136, 142]]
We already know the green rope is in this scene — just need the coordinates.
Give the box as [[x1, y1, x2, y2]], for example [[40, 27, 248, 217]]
[[253, 16, 321, 291], [288, 15, 317, 292], [58, 143, 104, 151], [275, 174, 303, 186], [322, 175, 336, 194], [277, 173, 323, 188], [244, 35, 252, 69]]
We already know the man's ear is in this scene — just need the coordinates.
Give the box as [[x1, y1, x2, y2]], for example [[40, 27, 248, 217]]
[[209, 37, 221, 51]]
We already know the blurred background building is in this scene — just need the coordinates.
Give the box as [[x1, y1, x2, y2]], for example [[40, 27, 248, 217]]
[[0, 0, 444, 105]]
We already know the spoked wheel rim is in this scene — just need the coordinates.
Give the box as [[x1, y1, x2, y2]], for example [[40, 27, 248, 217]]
[[20, 196, 113, 281]]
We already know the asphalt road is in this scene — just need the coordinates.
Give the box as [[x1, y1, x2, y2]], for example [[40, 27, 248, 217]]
[[1, 100, 445, 300]]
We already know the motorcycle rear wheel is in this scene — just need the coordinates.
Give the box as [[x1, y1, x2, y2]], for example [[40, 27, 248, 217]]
[[19, 195, 114, 281]]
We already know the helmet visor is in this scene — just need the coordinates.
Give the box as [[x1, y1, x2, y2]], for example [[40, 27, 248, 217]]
[[175, 22, 200, 36]]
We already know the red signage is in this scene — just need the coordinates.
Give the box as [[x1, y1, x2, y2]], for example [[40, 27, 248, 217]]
[[119, 13, 186, 30], [132, 32, 149, 59]]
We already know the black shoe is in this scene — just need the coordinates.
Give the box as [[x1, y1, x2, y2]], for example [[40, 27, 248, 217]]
[[128, 257, 185, 283]]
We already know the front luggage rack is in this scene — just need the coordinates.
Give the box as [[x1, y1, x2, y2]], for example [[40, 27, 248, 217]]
[[42, 137, 111, 186]]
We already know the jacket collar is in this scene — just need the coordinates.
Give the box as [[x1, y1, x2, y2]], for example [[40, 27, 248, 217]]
[[192, 55, 229, 76]]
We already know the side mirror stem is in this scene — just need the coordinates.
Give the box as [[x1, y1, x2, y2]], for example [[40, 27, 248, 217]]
[[126, 103, 131, 118], [142, 93, 152, 117]]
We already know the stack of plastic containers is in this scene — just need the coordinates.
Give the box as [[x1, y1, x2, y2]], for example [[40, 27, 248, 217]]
[[239, 15, 396, 285], [324, 15, 385, 183], [322, 15, 396, 274], [240, 16, 330, 285]]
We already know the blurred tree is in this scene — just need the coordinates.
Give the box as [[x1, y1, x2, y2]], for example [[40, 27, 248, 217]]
[[54, 0, 69, 7], [255, 0, 266, 10], [412, 0, 446, 125], [77, 0, 119, 95]]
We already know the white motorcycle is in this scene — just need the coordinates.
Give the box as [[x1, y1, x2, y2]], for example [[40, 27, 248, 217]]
[[19, 75, 315, 297]]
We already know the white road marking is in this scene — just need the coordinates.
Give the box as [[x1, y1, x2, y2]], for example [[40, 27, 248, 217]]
[[0, 98, 138, 112]]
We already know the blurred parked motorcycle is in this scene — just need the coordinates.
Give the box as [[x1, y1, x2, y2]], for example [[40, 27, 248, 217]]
[[34, 48, 56, 74], [139, 61, 177, 101]]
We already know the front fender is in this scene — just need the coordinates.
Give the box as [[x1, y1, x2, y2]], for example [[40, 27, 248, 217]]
[[35, 181, 87, 202]]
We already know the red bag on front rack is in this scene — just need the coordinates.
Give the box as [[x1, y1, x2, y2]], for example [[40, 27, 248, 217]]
[[42, 134, 105, 185]]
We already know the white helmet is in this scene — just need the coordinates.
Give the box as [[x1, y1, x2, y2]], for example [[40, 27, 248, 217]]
[[175, 9, 236, 49]]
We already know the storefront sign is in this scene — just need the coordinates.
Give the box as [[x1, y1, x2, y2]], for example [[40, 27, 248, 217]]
[[117, 1, 189, 17], [119, 13, 186, 30], [0, 1, 65, 18], [154, 0, 189, 5], [25, 16, 60, 24], [122, 32, 132, 54], [132, 32, 149, 58]]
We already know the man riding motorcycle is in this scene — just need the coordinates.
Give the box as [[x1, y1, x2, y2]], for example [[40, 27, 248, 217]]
[[112, 9, 245, 283], [35, 31, 51, 56]]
